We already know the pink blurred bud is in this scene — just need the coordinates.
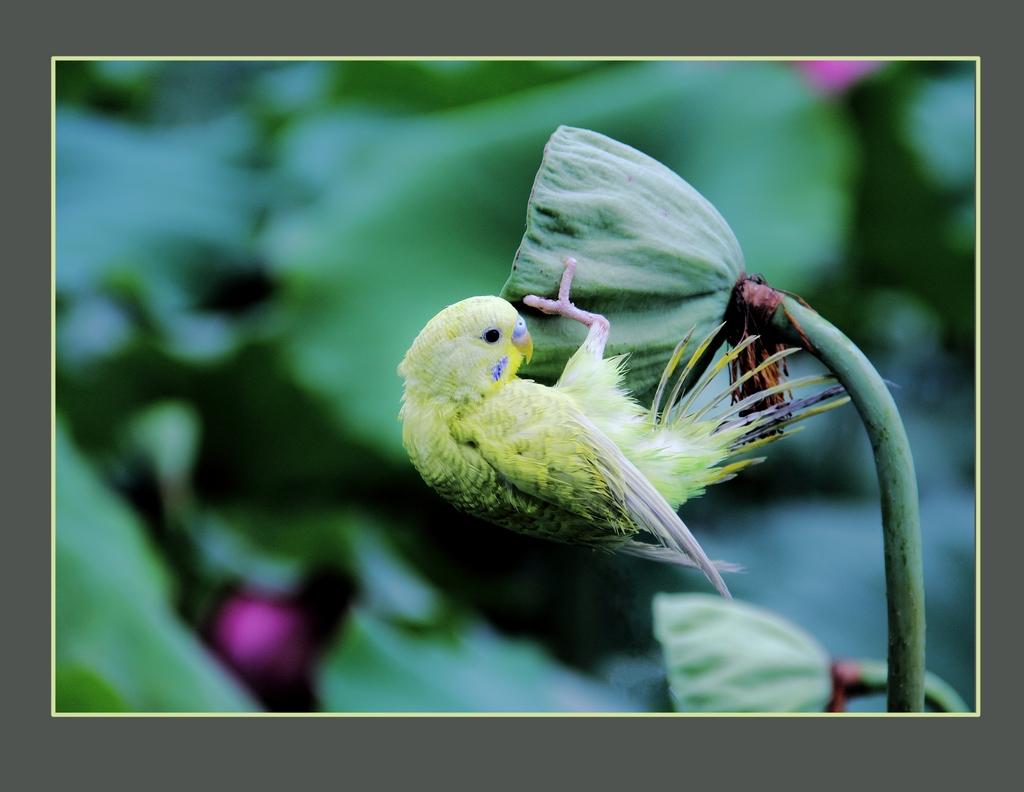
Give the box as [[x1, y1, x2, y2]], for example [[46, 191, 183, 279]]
[[210, 590, 314, 692], [797, 60, 885, 95]]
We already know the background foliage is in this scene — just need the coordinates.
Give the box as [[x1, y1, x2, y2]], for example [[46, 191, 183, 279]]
[[55, 59, 975, 712]]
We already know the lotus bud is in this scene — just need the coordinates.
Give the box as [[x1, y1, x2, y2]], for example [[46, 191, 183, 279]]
[[652, 593, 832, 713], [501, 125, 750, 401]]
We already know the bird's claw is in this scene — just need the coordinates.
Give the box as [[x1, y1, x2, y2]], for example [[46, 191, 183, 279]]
[[523, 256, 610, 356], [522, 294, 567, 315], [523, 256, 590, 319]]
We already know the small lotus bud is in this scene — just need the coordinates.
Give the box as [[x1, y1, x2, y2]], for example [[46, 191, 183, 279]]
[[208, 589, 316, 709], [652, 593, 831, 712], [796, 60, 885, 95]]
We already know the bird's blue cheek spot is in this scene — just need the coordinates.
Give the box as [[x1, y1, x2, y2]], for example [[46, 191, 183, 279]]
[[492, 356, 509, 382], [512, 317, 527, 341]]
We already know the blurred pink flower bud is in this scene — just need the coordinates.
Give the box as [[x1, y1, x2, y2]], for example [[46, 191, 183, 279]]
[[797, 60, 885, 95], [209, 589, 315, 707]]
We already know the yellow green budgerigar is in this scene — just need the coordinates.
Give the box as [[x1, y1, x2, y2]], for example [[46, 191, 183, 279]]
[[398, 257, 845, 598]]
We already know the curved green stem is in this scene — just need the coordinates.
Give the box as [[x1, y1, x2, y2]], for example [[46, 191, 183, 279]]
[[853, 660, 968, 712], [771, 296, 926, 712]]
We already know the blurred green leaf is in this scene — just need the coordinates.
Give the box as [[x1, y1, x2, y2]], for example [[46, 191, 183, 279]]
[[252, 62, 334, 116], [312, 60, 604, 114], [318, 608, 636, 712], [54, 665, 129, 712], [350, 528, 446, 625], [56, 110, 262, 362], [56, 420, 256, 712], [904, 69, 975, 191], [93, 60, 160, 89], [56, 111, 257, 296], [844, 64, 975, 348], [653, 594, 831, 712]]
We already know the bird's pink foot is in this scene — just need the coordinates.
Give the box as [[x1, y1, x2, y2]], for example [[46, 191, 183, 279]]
[[523, 257, 610, 356]]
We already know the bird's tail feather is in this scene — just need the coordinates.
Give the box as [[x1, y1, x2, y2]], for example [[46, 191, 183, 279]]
[[619, 541, 744, 573], [620, 460, 733, 598], [580, 413, 736, 597]]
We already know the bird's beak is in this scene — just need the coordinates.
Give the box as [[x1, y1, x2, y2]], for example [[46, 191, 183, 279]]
[[513, 330, 534, 364]]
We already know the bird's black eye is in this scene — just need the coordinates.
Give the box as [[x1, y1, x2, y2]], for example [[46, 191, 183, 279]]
[[483, 328, 501, 343]]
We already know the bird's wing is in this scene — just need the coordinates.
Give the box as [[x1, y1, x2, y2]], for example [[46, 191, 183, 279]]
[[459, 381, 733, 597], [457, 381, 632, 530]]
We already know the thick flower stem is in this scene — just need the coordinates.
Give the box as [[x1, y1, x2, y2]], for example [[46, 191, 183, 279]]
[[770, 296, 926, 712]]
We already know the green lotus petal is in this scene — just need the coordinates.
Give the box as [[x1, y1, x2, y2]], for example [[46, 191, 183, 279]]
[[653, 593, 831, 713], [502, 126, 744, 398]]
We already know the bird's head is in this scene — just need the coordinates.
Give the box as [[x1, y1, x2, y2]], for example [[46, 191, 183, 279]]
[[399, 296, 534, 403]]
